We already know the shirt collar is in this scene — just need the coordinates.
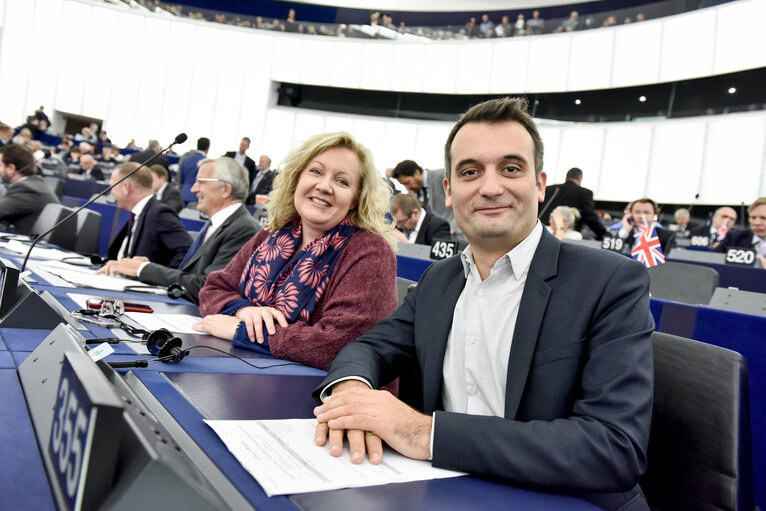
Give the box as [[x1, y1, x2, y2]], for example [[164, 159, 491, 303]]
[[460, 221, 544, 280], [131, 194, 153, 217], [156, 182, 168, 197], [209, 203, 241, 230], [412, 209, 427, 234]]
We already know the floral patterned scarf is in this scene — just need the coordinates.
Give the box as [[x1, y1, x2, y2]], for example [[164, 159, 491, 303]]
[[237, 217, 357, 322]]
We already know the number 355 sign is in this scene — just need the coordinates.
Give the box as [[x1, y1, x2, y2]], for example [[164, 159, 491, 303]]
[[49, 358, 95, 511]]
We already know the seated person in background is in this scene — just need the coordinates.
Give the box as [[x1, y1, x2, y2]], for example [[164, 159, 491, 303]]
[[104, 162, 192, 268], [194, 132, 397, 370], [390, 192, 451, 245], [150, 164, 184, 213], [614, 197, 676, 254], [690, 206, 737, 248], [312, 98, 653, 511], [0, 145, 60, 234], [548, 205, 582, 240], [68, 154, 104, 181], [99, 158, 259, 302], [668, 207, 693, 237], [715, 197, 766, 267], [96, 144, 118, 173]]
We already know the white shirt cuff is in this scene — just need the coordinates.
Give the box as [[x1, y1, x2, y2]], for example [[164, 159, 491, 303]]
[[318, 376, 372, 402], [617, 228, 629, 239], [136, 261, 150, 277], [429, 412, 435, 461]]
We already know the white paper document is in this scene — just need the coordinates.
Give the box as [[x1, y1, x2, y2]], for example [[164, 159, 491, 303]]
[[124, 312, 203, 334], [205, 418, 464, 496], [34, 260, 151, 291], [0, 239, 75, 260]]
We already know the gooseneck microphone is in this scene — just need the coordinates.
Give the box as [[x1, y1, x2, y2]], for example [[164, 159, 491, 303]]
[[538, 186, 561, 221], [20, 133, 187, 272]]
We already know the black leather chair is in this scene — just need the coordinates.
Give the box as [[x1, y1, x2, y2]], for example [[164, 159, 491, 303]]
[[641, 332, 753, 511], [29, 203, 101, 255], [648, 261, 719, 305], [395, 276, 416, 305]]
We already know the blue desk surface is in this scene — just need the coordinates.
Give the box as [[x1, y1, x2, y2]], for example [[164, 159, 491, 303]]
[[0, 369, 56, 510], [137, 371, 600, 511]]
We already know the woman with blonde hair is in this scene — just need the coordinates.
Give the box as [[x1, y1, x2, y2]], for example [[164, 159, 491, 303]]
[[194, 132, 397, 370]]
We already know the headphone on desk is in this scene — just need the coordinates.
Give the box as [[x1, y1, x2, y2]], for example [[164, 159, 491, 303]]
[[106, 328, 187, 368]]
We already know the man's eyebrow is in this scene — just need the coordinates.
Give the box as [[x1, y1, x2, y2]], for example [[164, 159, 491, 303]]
[[455, 154, 529, 168]]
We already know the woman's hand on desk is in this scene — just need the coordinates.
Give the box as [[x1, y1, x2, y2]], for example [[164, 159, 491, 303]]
[[193, 314, 241, 340], [235, 306, 288, 344], [97, 256, 149, 277]]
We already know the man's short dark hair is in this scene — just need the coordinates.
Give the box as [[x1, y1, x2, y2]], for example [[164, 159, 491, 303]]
[[565, 167, 582, 181], [0, 145, 36, 176], [444, 97, 544, 183], [390, 193, 421, 217], [149, 164, 168, 180], [391, 159, 422, 179], [197, 137, 211, 151], [628, 198, 660, 217], [242, 136, 251, 144]]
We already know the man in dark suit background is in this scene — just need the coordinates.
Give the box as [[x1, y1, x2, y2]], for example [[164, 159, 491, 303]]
[[0, 145, 60, 234], [715, 197, 766, 267], [103, 162, 191, 268], [224, 137, 256, 183], [127, 139, 170, 171], [67, 153, 105, 181], [245, 154, 277, 205], [313, 98, 653, 511], [100, 158, 259, 302], [689, 206, 737, 248], [391, 159, 463, 242], [540, 167, 606, 240], [150, 164, 184, 214], [178, 137, 210, 203], [390, 192, 451, 245]]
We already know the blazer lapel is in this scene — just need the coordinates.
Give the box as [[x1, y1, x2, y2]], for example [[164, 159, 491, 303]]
[[421, 258, 466, 414], [128, 199, 152, 257], [504, 230, 560, 419]]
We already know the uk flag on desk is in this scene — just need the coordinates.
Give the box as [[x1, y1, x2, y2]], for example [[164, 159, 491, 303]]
[[631, 220, 665, 268]]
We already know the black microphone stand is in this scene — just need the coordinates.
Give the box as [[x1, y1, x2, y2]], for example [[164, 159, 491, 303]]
[[20, 133, 187, 273]]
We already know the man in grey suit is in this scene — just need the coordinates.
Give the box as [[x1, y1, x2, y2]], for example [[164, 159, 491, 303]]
[[100, 157, 259, 303], [314, 98, 653, 511], [392, 159, 464, 242], [0, 145, 60, 234]]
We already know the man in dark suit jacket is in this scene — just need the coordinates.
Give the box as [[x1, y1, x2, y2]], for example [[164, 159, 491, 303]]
[[689, 206, 737, 248], [540, 167, 606, 239], [245, 155, 277, 205], [100, 158, 259, 302], [715, 198, 766, 267], [103, 162, 191, 269], [150, 165, 184, 214], [0, 145, 60, 234], [68, 154, 105, 181], [127, 139, 170, 170], [178, 137, 210, 203], [390, 192, 451, 245], [313, 98, 653, 511], [224, 137, 256, 183]]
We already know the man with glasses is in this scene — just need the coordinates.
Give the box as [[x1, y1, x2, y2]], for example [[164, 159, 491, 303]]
[[715, 197, 766, 268], [100, 158, 259, 302], [690, 206, 737, 247], [390, 192, 451, 245]]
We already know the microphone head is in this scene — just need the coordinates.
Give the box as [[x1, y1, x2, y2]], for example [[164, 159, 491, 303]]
[[174, 133, 188, 144]]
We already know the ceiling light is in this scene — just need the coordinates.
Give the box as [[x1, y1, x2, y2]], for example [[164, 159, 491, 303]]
[[574, 99, 581, 105], [728, 87, 736, 94], [639, 95, 647, 102]]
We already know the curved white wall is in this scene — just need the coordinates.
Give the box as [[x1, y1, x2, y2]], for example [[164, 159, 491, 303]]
[[0, 0, 764, 204]]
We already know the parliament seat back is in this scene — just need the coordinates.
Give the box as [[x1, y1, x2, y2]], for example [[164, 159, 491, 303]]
[[648, 261, 719, 305], [641, 332, 753, 511]]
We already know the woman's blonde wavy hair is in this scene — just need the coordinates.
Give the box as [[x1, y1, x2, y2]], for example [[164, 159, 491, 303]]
[[266, 131, 397, 249]]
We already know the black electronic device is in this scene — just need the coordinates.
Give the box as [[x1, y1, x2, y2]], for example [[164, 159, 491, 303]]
[[18, 324, 250, 510], [0, 276, 86, 331]]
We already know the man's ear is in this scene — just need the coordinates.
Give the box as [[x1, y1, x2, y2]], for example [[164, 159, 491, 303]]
[[443, 176, 452, 208], [537, 171, 547, 203]]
